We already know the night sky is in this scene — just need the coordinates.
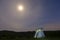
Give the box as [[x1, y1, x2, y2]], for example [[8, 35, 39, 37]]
[[0, 0, 60, 32]]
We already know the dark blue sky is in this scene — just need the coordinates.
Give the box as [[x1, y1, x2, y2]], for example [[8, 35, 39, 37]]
[[0, 0, 60, 31]]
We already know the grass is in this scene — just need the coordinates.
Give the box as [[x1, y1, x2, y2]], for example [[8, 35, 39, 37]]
[[0, 37, 60, 40], [0, 31, 60, 40]]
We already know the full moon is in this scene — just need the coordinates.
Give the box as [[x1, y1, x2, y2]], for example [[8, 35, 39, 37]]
[[18, 5, 24, 11]]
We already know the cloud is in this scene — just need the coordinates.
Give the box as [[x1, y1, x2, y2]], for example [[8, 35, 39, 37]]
[[44, 22, 60, 31]]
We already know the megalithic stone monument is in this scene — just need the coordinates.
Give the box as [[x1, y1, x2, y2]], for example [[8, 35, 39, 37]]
[[34, 28, 45, 38]]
